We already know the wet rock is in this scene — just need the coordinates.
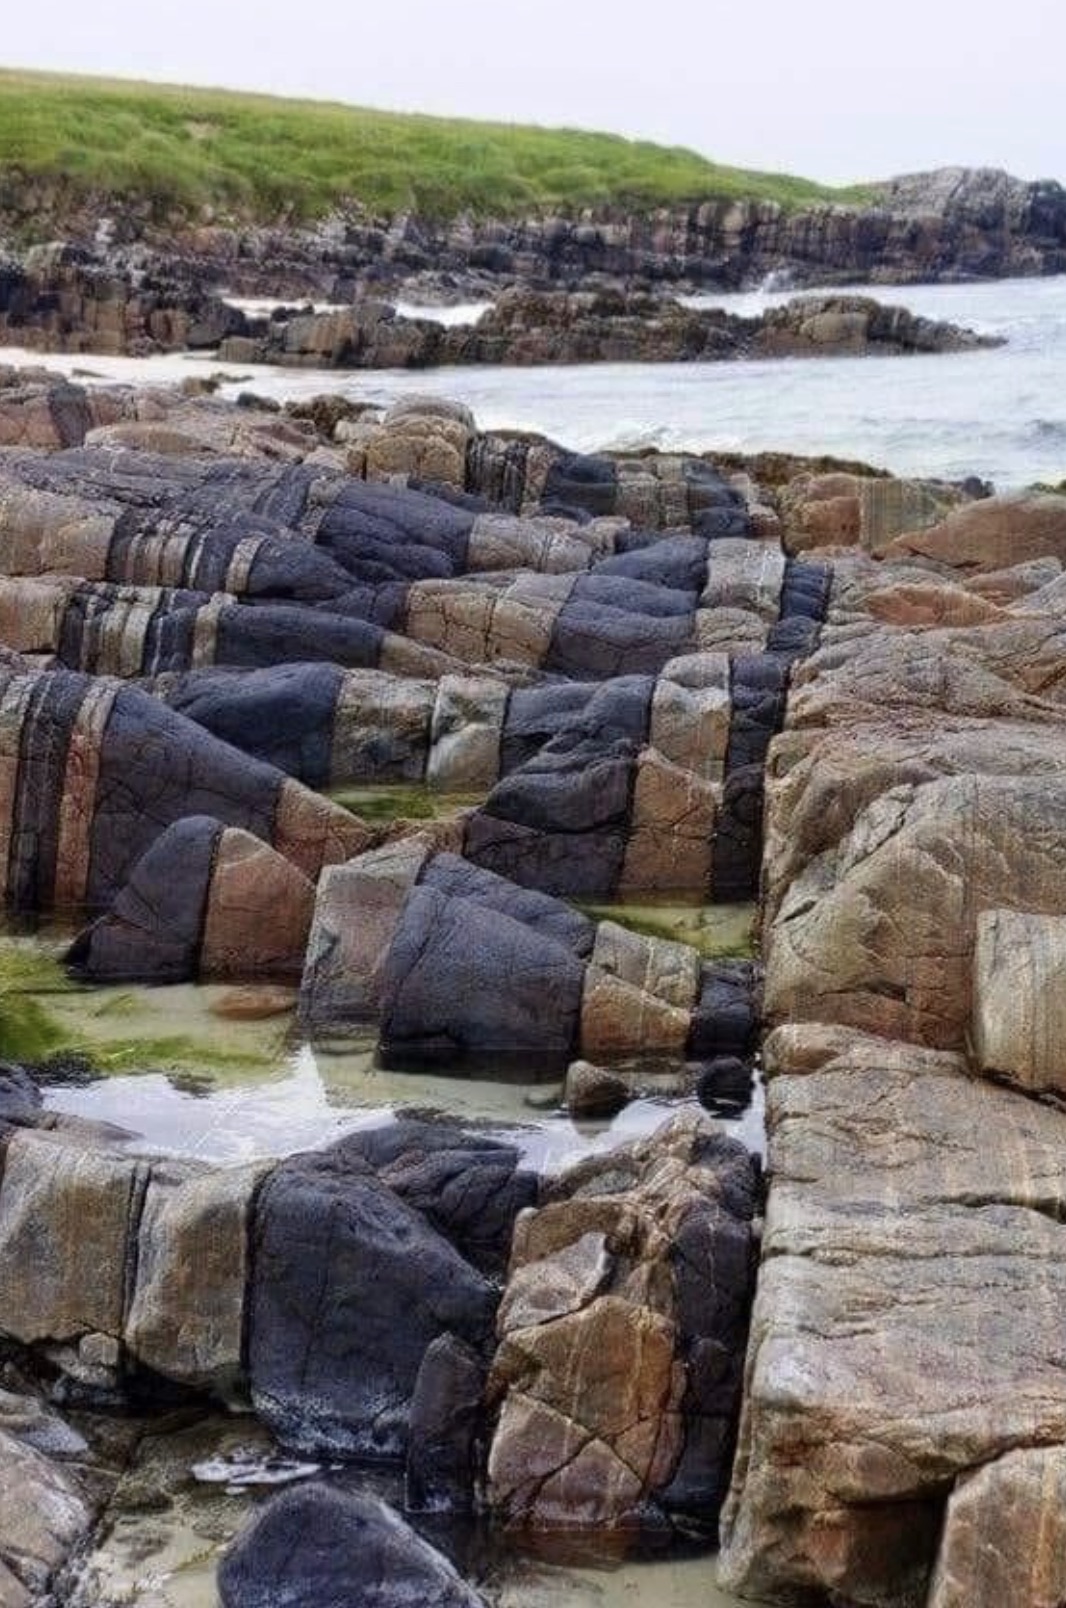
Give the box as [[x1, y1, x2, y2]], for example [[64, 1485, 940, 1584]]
[[406, 1334, 488, 1514], [563, 1060, 630, 1119], [219, 1484, 484, 1608]]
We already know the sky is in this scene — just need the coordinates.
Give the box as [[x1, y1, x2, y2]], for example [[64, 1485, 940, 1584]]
[[2, 0, 1063, 185]]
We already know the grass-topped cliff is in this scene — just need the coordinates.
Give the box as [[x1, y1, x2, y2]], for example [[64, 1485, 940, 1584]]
[[0, 67, 873, 223]]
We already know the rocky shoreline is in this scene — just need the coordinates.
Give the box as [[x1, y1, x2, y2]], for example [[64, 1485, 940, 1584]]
[[0, 248, 999, 364], [0, 368, 1064, 1606]]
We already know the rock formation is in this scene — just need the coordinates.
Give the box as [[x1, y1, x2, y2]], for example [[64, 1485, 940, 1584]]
[[0, 366, 1065, 1607]]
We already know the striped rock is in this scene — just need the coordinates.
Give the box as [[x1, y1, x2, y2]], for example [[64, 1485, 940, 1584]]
[[0, 665, 365, 912], [300, 848, 760, 1067], [69, 818, 316, 984]]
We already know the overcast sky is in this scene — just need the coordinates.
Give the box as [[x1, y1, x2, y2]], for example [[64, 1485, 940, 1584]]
[[3, 0, 1063, 185]]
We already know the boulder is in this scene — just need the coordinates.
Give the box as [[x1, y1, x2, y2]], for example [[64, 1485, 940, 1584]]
[[247, 1137, 496, 1459], [68, 818, 315, 983], [219, 1485, 484, 1608], [765, 774, 1066, 1048]]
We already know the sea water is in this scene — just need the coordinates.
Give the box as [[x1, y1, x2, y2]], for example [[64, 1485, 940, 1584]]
[[3, 274, 1063, 487]]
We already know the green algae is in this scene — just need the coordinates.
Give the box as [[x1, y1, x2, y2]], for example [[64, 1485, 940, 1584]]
[[579, 899, 756, 959], [0, 935, 293, 1078], [0, 939, 79, 1062], [329, 783, 482, 823]]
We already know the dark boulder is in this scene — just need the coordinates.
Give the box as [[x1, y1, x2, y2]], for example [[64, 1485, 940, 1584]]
[[218, 1484, 484, 1608], [248, 1141, 496, 1459]]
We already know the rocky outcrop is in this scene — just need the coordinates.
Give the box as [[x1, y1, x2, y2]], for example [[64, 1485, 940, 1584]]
[[0, 661, 364, 915], [299, 844, 762, 1066], [67, 816, 315, 983], [718, 1024, 1066, 1607], [218, 288, 997, 370], [4, 166, 1064, 312], [0, 243, 244, 357]]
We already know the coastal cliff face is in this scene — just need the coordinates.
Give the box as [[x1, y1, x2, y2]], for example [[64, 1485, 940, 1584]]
[[370, 167, 1066, 289], [0, 166, 1063, 302]]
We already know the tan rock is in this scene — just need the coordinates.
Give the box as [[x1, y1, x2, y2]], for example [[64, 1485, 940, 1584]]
[[929, 1447, 1066, 1608], [125, 1159, 267, 1393], [329, 670, 435, 787], [299, 838, 431, 1031], [886, 491, 1066, 572], [200, 827, 315, 981], [426, 675, 508, 791], [650, 652, 731, 783], [466, 513, 593, 575], [719, 1027, 1066, 1607], [0, 1131, 143, 1346], [700, 537, 785, 620], [271, 776, 370, 879], [580, 966, 691, 1060], [0, 1430, 92, 1604], [588, 920, 700, 1010], [619, 748, 717, 895], [971, 908, 1066, 1095], [562, 1061, 631, 1120], [765, 774, 1066, 1048]]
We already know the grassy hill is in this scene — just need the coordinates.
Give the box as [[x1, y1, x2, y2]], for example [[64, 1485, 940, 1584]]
[[0, 67, 873, 223]]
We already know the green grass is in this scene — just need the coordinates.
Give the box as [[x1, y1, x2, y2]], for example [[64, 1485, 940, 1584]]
[[0, 67, 874, 226]]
